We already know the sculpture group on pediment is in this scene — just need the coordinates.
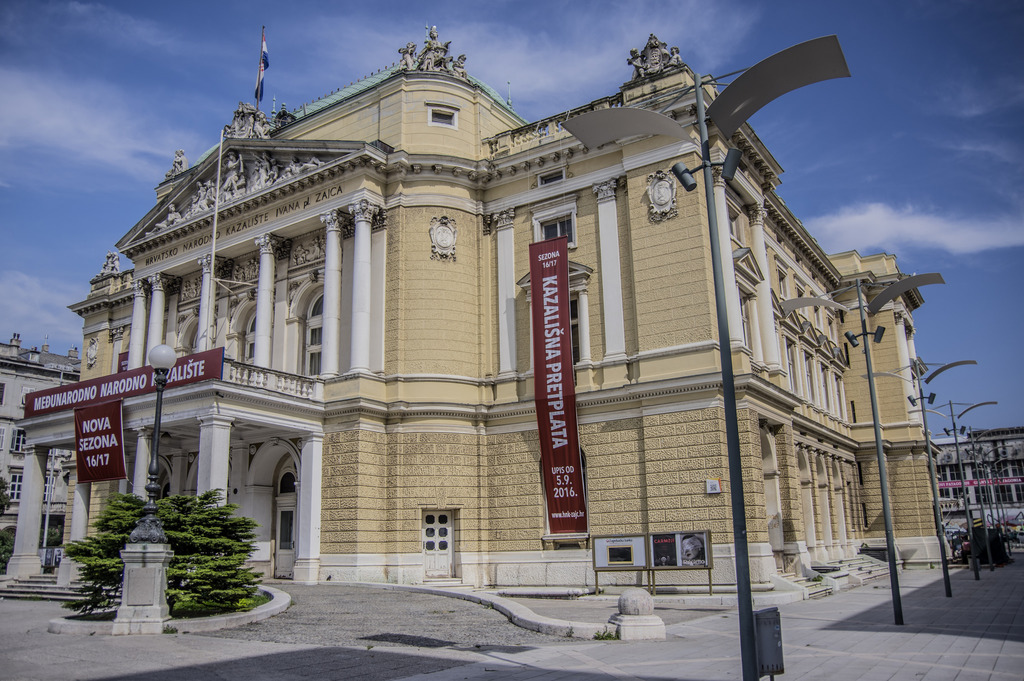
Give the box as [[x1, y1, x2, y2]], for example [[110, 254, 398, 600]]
[[165, 149, 188, 179], [627, 34, 683, 81], [249, 151, 281, 193], [154, 203, 182, 232], [223, 101, 271, 140], [398, 26, 469, 80], [184, 179, 216, 219], [280, 155, 323, 181], [221, 151, 247, 201]]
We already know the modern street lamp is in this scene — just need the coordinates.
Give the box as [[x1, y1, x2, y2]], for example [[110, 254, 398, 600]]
[[128, 344, 176, 544], [784, 273, 943, 625], [933, 399, 997, 579], [563, 36, 850, 680]]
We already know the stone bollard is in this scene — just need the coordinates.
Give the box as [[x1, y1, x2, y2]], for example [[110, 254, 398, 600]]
[[607, 587, 666, 640]]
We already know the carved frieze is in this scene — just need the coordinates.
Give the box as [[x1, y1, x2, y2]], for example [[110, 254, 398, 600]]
[[233, 255, 259, 282], [292, 230, 327, 266], [429, 216, 457, 261], [180, 275, 201, 302]]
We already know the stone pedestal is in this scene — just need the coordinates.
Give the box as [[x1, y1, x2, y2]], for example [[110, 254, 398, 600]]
[[608, 587, 665, 640], [112, 543, 173, 635]]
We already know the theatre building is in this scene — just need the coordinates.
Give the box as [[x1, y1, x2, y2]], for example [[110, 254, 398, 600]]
[[10, 30, 941, 590]]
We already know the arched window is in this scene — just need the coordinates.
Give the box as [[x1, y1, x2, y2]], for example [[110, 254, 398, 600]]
[[306, 295, 323, 375], [279, 471, 296, 494], [244, 314, 257, 363]]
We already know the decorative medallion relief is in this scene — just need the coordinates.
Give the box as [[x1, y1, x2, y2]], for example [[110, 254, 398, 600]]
[[647, 170, 678, 222], [429, 216, 458, 261]]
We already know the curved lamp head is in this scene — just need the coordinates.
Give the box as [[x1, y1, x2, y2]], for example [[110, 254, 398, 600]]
[[148, 344, 177, 371]]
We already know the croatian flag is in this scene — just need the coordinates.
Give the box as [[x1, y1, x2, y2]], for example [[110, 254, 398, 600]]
[[254, 28, 269, 105]]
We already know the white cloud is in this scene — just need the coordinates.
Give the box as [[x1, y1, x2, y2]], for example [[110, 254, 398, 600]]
[[0, 271, 84, 351], [805, 203, 1024, 255], [0, 66, 197, 183]]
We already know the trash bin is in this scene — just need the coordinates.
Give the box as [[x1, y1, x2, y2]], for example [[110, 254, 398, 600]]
[[754, 606, 784, 678]]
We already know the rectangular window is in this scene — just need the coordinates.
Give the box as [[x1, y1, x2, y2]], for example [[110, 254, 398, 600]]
[[0, 426, 5, 452], [569, 298, 580, 364], [427, 104, 459, 128], [0, 382, 5, 405], [542, 216, 574, 244], [12, 429, 27, 453], [8, 472, 22, 501], [803, 354, 815, 403], [539, 170, 565, 185], [786, 341, 798, 393], [777, 268, 789, 299]]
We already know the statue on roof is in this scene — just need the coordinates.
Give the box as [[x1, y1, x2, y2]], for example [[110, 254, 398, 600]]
[[223, 101, 271, 139], [397, 26, 468, 81], [165, 149, 188, 179], [627, 34, 683, 81], [100, 251, 120, 275]]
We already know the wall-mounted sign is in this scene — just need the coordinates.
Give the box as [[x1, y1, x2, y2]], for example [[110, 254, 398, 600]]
[[593, 535, 648, 571]]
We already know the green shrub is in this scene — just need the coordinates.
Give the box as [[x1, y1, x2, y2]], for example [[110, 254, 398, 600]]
[[63, 490, 261, 616]]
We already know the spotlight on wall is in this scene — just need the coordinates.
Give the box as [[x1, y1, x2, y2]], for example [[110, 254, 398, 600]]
[[908, 395, 918, 406], [845, 330, 860, 347], [671, 162, 697, 192], [873, 326, 886, 343], [722, 148, 743, 181]]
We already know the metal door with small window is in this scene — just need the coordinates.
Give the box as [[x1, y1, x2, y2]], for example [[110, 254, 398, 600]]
[[422, 511, 453, 579]]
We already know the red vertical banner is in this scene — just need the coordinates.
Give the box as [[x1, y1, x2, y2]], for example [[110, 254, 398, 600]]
[[74, 400, 127, 483], [529, 237, 587, 534]]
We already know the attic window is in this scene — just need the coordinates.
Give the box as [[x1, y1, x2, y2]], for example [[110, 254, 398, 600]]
[[428, 104, 458, 128], [539, 169, 564, 186]]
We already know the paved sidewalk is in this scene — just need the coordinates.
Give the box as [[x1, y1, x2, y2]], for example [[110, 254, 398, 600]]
[[1, 560, 1021, 680]]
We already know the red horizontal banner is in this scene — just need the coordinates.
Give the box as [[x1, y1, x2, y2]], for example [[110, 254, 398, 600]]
[[938, 477, 1023, 489], [25, 347, 224, 417]]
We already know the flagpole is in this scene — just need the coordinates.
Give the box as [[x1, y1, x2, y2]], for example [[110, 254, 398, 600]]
[[207, 128, 224, 349], [255, 26, 265, 110]]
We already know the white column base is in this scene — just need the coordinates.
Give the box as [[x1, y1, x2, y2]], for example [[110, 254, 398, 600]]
[[292, 558, 321, 584]]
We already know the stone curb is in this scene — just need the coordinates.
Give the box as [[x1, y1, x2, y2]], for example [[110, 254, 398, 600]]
[[46, 585, 291, 635]]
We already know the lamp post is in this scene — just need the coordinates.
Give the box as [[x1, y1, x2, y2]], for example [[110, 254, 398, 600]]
[[563, 36, 850, 681], [936, 400, 997, 578], [783, 273, 943, 625], [129, 344, 176, 544]]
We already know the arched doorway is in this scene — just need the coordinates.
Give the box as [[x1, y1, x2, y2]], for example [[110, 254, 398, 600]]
[[816, 456, 833, 561], [760, 424, 785, 571], [798, 447, 817, 560], [245, 439, 300, 579], [275, 468, 297, 579]]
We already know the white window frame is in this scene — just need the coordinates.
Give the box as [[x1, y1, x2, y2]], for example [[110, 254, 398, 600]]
[[427, 103, 459, 129], [306, 295, 324, 375], [244, 315, 257, 363], [0, 382, 5, 405], [12, 428, 27, 453], [8, 471, 22, 501], [531, 197, 578, 248], [0, 426, 6, 452]]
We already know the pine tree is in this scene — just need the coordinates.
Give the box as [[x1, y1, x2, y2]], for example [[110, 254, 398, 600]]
[[63, 491, 261, 616]]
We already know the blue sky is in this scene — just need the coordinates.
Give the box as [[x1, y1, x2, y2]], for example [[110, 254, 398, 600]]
[[0, 0, 1021, 429]]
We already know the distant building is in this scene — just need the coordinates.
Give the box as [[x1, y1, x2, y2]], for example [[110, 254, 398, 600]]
[[0, 333, 80, 546], [15, 29, 943, 588], [933, 427, 1024, 528]]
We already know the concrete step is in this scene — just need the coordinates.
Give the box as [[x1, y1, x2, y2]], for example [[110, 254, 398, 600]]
[[0, 579, 83, 602]]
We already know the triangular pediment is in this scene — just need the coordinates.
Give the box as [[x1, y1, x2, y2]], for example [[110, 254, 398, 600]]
[[117, 139, 386, 255]]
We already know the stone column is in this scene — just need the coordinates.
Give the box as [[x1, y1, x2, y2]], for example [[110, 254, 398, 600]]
[[132, 428, 152, 499], [594, 179, 626, 361], [746, 297, 764, 363], [110, 326, 125, 374], [253, 235, 277, 368], [712, 168, 743, 345], [8, 447, 47, 578], [320, 210, 344, 377], [747, 205, 781, 369], [370, 222, 387, 373], [195, 255, 214, 352], [894, 313, 916, 418], [293, 435, 323, 584], [127, 279, 149, 369], [348, 199, 379, 374], [196, 415, 233, 503], [577, 287, 591, 364], [494, 209, 517, 376], [57, 476, 91, 585], [145, 275, 166, 357]]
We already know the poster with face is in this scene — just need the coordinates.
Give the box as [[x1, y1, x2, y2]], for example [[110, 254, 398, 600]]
[[648, 530, 713, 569]]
